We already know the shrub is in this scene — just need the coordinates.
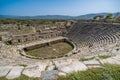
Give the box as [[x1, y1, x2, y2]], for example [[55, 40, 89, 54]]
[[80, 57, 95, 61], [19, 64, 28, 67]]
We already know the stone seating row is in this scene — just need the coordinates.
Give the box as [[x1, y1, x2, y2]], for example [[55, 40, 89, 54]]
[[67, 22, 120, 49]]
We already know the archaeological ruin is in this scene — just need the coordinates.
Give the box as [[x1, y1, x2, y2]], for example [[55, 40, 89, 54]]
[[0, 18, 120, 79]]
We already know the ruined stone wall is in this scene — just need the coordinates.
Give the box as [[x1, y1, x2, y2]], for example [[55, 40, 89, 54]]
[[0, 24, 34, 36], [0, 20, 76, 44], [23, 38, 70, 51], [11, 32, 61, 44], [9, 23, 67, 44]]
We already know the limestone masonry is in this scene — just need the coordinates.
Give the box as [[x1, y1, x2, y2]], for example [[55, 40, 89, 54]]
[[0, 19, 120, 79]]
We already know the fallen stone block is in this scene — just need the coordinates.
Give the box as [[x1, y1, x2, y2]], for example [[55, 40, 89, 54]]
[[6, 66, 24, 79], [22, 65, 41, 78], [0, 66, 12, 77], [53, 59, 73, 68], [22, 61, 49, 78], [41, 70, 57, 80], [57, 71, 67, 76], [58, 61, 87, 73]]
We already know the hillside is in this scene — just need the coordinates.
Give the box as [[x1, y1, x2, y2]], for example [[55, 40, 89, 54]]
[[0, 12, 120, 19]]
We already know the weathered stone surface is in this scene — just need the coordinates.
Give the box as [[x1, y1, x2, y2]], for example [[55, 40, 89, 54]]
[[112, 55, 120, 61], [23, 62, 49, 78], [41, 70, 57, 80], [6, 66, 24, 79], [47, 65, 55, 71], [57, 61, 87, 73], [47, 62, 55, 70], [57, 71, 66, 76], [99, 58, 120, 64], [22, 65, 41, 77], [111, 48, 120, 55], [83, 60, 101, 68], [83, 60, 100, 65], [0, 66, 12, 77], [53, 59, 74, 68], [36, 61, 49, 71]]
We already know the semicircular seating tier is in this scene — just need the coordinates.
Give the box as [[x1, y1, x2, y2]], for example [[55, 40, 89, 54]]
[[67, 22, 120, 48]]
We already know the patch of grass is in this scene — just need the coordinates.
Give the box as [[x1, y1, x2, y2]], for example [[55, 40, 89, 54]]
[[98, 55, 111, 59], [80, 57, 95, 61], [19, 64, 28, 67], [57, 64, 120, 80], [0, 75, 39, 80]]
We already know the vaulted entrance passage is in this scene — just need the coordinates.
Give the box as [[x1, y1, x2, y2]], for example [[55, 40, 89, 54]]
[[23, 39, 74, 59]]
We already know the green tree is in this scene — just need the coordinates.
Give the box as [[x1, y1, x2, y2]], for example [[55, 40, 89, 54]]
[[105, 14, 113, 19]]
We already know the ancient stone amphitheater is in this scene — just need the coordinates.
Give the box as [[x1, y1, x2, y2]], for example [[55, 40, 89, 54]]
[[0, 19, 120, 80]]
